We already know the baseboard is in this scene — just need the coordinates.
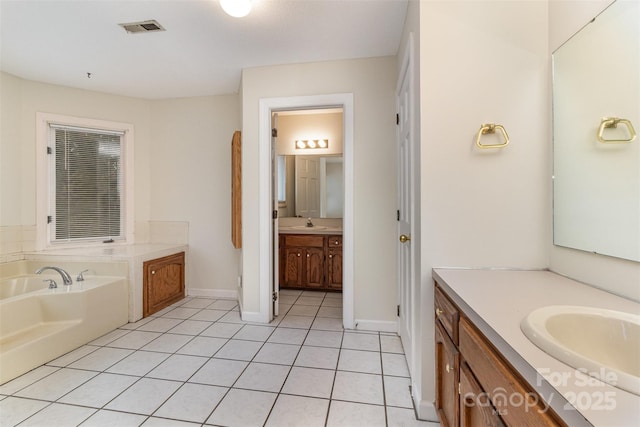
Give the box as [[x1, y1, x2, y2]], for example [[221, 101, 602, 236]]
[[187, 288, 238, 299], [415, 397, 438, 422], [352, 319, 397, 333], [240, 310, 267, 323]]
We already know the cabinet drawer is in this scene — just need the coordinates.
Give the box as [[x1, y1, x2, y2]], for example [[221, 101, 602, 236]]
[[282, 234, 325, 248], [459, 317, 566, 427], [435, 285, 459, 345], [327, 236, 342, 247]]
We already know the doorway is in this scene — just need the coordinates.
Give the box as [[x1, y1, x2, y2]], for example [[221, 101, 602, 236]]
[[272, 108, 344, 318], [258, 94, 354, 327]]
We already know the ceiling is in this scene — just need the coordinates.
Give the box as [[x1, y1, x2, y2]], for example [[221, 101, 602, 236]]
[[0, 0, 408, 99]]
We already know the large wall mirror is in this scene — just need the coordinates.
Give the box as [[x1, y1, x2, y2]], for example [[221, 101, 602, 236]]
[[553, 0, 639, 261], [275, 109, 344, 219]]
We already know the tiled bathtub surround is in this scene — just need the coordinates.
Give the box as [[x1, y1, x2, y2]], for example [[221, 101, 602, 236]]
[[0, 290, 438, 427]]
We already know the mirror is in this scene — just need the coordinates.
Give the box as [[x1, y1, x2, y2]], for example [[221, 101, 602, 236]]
[[278, 155, 343, 218], [275, 109, 344, 219], [553, 0, 640, 261]]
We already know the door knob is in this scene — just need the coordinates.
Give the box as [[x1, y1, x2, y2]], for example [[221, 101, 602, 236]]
[[399, 234, 411, 243]]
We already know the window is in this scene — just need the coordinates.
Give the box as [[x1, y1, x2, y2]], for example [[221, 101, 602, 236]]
[[37, 113, 134, 248], [277, 155, 287, 203]]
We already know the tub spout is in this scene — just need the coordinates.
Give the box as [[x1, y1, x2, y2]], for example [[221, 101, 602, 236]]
[[35, 266, 72, 286]]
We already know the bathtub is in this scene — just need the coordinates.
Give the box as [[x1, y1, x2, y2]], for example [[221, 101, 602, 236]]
[[0, 274, 128, 384]]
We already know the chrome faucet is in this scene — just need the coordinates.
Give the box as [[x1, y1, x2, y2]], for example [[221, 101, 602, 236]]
[[306, 217, 314, 227], [35, 266, 73, 286]]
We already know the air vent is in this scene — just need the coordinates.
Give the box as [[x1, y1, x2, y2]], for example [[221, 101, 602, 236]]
[[119, 20, 165, 34]]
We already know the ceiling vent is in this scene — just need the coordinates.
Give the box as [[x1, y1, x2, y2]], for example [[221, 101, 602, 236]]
[[119, 20, 165, 34]]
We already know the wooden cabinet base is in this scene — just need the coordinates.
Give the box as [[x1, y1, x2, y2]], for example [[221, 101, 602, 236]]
[[435, 283, 566, 427], [143, 252, 185, 317]]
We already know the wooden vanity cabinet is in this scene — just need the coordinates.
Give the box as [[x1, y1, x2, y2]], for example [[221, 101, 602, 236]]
[[280, 233, 342, 291], [326, 236, 343, 290], [143, 252, 185, 317], [434, 283, 566, 427], [435, 320, 459, 427]]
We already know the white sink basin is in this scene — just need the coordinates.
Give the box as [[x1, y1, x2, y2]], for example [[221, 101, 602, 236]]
[[521, 305, 640, 395], [290, 225, 328, 230]]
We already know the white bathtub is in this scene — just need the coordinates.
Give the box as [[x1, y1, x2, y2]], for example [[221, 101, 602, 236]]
[[0, 274, 128, 384]]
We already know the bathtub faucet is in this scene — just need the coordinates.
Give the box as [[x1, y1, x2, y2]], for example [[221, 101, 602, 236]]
[[35, 266, 73, 286]]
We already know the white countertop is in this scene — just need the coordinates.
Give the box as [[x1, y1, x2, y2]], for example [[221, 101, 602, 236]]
[[278, 226, 342, 235], [433, 268, 640, 427], [23, 243, 188, 261]]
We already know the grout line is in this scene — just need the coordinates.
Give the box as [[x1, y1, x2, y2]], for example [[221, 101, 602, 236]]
[[2, 292, 421, 427]]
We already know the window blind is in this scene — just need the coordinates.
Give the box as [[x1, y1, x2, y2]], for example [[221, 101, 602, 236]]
[[51, 126, 123, 243]]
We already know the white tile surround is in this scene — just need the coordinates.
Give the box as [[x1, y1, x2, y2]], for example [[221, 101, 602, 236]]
[[0, 290, 439, 427]]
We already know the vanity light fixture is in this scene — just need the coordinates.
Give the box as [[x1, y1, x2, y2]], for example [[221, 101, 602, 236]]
[[220, 0, 252, 18], [295, 139, 329, 150]]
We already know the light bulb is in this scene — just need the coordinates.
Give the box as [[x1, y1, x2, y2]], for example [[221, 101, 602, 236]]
[[318, 139, 328, 148], [308, 140, 317, 148], [220, 0, 252, 18], [296, 140, 306, 149]]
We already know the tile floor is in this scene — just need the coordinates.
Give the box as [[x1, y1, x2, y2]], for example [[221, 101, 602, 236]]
[[0, 290, 440, 427]]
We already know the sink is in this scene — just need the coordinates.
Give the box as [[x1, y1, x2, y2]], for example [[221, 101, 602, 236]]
[[290, 225, 328, 230], [521, 305, 640, 395]]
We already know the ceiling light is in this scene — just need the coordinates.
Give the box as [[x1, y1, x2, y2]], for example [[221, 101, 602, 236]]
[[220, 0, 252, 18]]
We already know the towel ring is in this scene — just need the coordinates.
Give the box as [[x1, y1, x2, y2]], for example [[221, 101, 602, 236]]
[[597, 117, 636, 144], [475, 123, 509, 149]]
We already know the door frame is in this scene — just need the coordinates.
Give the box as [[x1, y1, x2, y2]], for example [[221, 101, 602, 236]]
[[258, 93, 354, 328]]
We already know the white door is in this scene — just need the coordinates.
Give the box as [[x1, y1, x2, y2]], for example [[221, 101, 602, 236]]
[[295, 156, 320, 218], [397, 35, 415, 373], [271, 113, 279, 319]]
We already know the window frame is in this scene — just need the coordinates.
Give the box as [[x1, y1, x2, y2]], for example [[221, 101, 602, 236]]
[[36, 113, 135, 250]]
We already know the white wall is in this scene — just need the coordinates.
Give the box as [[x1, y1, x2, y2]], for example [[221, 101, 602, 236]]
[[548, 0, 640, 302], [416, 0, 550, 419], [0, 72, 153, 229], [149, 96, 241, 294], [0, 72, 242, 294], [276, 112, 343, 156], [240, 57, 398, 323]]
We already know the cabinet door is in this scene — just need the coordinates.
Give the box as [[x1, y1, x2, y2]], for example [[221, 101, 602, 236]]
[[326, 248, 343, 290], [460, 362, 505, 427], [282, 247, 303, 288], [304, 247, 325, 288], [435, 321, 459, 427], [144, 252, 185, 317]]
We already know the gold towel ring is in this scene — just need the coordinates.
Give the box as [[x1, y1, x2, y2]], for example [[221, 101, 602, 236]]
[[475, 123, 509, 149], [597, 117, 636, 144]]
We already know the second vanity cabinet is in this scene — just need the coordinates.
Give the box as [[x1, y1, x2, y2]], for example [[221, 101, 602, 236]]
[[143, 252, 185, 317], [435, 284, 566, 427], [279, 234, 342, 291]]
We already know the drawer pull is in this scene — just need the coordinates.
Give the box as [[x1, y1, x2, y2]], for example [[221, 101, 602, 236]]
[[151, 270, 156, 275], [436, 308, 443, 316], [446, 363, 452, 373], [335, 240, 339, 245], [329, 254, 333, 258], [297, 253, 301, 257]]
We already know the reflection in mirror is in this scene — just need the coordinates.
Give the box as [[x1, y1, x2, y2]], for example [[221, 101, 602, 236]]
[[553, 0, 640, 261], [278, 155, 343, 218], [275, 108, 344, 219]]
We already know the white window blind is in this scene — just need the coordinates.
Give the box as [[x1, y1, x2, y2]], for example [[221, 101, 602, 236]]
[[50, 125, 124, 243]]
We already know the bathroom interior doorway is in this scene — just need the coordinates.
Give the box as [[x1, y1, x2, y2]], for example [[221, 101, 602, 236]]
[[272, 107, 345, 318], [258, 94, 354, 328]]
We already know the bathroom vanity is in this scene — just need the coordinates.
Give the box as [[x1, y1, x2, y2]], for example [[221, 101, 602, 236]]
[[143, 251, 185, 317], [433, 268, 640, 427], [278, 231, 342, 291]]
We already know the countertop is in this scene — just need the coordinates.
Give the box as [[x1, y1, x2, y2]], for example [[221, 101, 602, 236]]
[[432, 268, 640, 427], [278, 226, 342, 236], [23, 243, 188, 262]]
